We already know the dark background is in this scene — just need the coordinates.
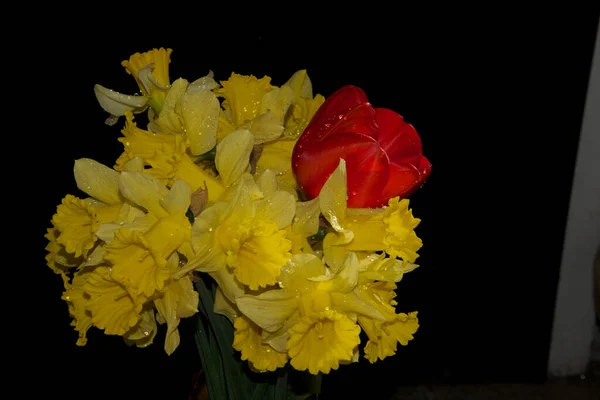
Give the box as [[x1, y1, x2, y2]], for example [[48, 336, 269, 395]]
[[27, 7, 599, 399]]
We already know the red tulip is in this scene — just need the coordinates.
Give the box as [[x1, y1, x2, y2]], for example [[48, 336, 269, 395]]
[[292, 85, 431, 208]]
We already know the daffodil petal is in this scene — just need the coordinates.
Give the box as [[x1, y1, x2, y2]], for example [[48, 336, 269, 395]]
[[161, 179, 191, 215], [180, 90, 219, 155], [118, 171, 169, 218], [292, 199, 320, 237], [255, 190, 296, 230], [210, 268, 245, 303], [124, 308, 157, 348], [260, 85, 294, 122], [257, 169, 278, 198], [214, 286, 239, 322], [157, 78, 188, 133], [242, 111, 284, 144], [313, 252, 358, 292], [284, 69, 313, 99], [330, 291, 385, 321], [188, 70, 219, 92], [319, 159, 350, 236], [124, 156, 145, 172], [235, 290, 298, 332], [94, 84, 149, 116], [74, 158, 121, 205], [215, 129, 254, 187]]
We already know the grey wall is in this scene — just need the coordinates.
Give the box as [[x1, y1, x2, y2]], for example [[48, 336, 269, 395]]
[[548, 22, 600, 377]]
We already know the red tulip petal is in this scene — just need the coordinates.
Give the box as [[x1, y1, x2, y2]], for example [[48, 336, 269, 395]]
[[327, 102, 378, 139], [418, 155, 432, 181], [293, 86, 376, 173], [375, 108, 423, 166], [294, 133, 389, 208], [380, 162, 422, 202]]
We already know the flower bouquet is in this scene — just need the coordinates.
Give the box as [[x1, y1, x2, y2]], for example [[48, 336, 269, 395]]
[[45, 48, 431, 399]]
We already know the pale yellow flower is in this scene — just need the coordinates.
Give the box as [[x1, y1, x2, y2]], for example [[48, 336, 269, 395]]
[[235, 252, 384, 374], [184, 169, 295, 293], [233, 316, 289, 372], [319, 159, 423, 271], [122, 48, 173, 114], [104, 173, 193, 298], [84, 266, 145, 336]]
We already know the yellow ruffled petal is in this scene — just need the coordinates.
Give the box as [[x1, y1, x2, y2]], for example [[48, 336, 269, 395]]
[[362, 312, 419, 363], [74, 158, 122, 205], [383, 197, 423, 263], [84, 266, 144, 336], [235, 290, 297, 332], [287, 309, 361, 375], [116, 112, 186, 185], [44, 228, 81, 280], [215, 73, 273, 125], [51, 196, 119, 258], [62, 269, 94, 345], [106, 212, 190, 297], [104, 228, 169, 298], [180, 90, 219, 156], [215, 129, 254, 187], [228, 220, 292, 290], [233, 316, 289, 372]]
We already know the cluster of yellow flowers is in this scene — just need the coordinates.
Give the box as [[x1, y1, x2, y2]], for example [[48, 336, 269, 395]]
[[45, 48, 423, 375]]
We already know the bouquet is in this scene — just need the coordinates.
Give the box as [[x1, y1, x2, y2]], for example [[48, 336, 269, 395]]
[[44, 48, 431, 399]]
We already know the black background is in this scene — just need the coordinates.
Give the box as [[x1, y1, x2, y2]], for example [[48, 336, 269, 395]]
[[26, 6, 599, 399]]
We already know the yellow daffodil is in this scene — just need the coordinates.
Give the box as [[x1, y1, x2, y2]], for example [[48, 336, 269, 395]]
[[216, 71, 323, 145], [233, 315, 289, 372], [49, 158, 125, 258], [115, 112, 224, 200], [351, 254, 420, 363], [319, 159, 423, 270], [84, 265, 145, 336], [104, 173, 193, 298], [149, 75, 221, 156], [184, 169, 294, 293], [122, 48, 173, 114], [235, 252, 384, 374]]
